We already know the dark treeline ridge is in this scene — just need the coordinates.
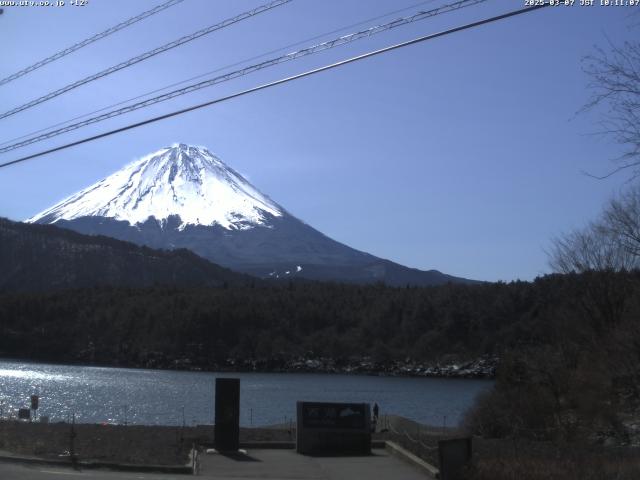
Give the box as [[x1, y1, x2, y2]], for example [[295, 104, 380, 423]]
[[1, 279, 523, 368], [0, 270, 636, 373]]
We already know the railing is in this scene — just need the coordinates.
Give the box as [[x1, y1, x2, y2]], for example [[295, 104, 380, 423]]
[[378, 414, 445, 465]]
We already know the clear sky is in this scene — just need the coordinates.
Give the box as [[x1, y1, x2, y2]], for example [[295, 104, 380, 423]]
[[0, 0, 636, 281]]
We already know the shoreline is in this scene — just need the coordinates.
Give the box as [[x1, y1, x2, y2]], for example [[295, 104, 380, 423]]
[[0, 355, 498, 379]]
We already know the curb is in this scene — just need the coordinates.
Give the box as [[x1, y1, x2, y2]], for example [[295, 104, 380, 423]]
[[384, 441, 440, 478], [0, 452, 194, 474], [0, 454, 67, 468], [76, 461, 193, 474]]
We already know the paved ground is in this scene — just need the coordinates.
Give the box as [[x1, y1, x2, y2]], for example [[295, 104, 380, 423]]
[[199, 449, 428, 479], [0, 462, 186, 480], [0, 449, 430, 479]]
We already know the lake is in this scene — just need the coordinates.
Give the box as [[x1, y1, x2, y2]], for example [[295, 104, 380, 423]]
[[0, 359, 492, 427]]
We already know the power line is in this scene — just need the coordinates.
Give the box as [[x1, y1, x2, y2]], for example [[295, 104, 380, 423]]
[[0, 2, 550, 170], [0, 0, 185, 87], [0, 0, 487, 154], [0, 0, 292, 120], [0, 0, 441, 149]]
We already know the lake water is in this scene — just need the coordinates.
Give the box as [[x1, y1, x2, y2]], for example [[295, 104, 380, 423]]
[[0, 360, 492, 427]]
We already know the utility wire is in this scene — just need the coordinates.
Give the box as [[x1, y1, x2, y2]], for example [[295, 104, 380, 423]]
[[0, 0, 441, 148], [0, 2, 550, 170], [0, 0, 487, 154], [0, 0, 185, 87], [0, 0, 291, 120]]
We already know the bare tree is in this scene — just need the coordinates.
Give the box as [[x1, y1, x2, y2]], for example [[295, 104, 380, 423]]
[[602, 184, 640, 256], [549, 222, 636, 273], [549, 186, 640, 273], [582, 39, 640, 179]]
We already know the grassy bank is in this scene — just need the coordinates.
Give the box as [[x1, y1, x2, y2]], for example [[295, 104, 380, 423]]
[[0, 420, 294, 466], [469, 438, 640, 480], [375, 415, 640, 479]]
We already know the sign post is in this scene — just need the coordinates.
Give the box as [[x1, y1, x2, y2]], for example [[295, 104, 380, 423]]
[[30, 395, 39, 421]]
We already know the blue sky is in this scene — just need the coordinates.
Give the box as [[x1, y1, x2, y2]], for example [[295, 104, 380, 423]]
[[0, 0, 636, 281]]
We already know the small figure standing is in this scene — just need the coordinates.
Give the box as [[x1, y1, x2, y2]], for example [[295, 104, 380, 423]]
[[372, 402, 379, 432]]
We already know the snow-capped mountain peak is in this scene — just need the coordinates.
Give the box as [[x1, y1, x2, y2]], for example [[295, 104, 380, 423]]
[[28, 144, 283, 230]]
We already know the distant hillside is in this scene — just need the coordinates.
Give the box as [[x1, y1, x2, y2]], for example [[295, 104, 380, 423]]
[[0, 218, 251, 292]]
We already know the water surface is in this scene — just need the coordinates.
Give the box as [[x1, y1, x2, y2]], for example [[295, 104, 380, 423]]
[[0, 360, 492, 427]]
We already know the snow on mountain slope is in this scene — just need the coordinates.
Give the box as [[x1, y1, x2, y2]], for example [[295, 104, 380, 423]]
[[28, 144, 283, 230]]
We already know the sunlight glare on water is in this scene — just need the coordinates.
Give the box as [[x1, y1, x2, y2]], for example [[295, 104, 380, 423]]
[[0, 368, 67, 381], [0, 360, 492, 427]]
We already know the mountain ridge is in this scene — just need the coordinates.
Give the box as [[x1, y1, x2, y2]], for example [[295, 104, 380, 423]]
[[29, 144, 476, 286], [0, 217, 251, 292]]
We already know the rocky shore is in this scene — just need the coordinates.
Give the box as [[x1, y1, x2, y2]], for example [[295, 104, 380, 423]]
[[165, 354, 498, 379]]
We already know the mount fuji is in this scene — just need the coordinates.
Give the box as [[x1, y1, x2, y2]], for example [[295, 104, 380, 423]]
[[29, 144, 471, 285]]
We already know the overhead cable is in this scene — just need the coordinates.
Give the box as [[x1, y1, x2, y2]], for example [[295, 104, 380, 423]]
[[0, 0, 441, 148], [0, 0, 486, 153], [0, 2, 550, 170], [0, 0, 292, 120], [0, 0, 185, 86]]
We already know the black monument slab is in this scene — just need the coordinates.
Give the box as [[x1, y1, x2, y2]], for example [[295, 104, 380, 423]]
[[214, 378, 240, 451]]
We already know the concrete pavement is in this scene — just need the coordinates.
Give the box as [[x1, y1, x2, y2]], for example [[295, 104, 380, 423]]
[[0, 462, 187, 480], [199, 448, 429, 479]]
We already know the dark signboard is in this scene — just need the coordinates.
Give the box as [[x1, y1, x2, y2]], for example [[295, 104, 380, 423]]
[[301, 402, 367, 430], [214, 378, 240, 451], [296, 401, 371, 455], [18, 408, 30, 420]]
